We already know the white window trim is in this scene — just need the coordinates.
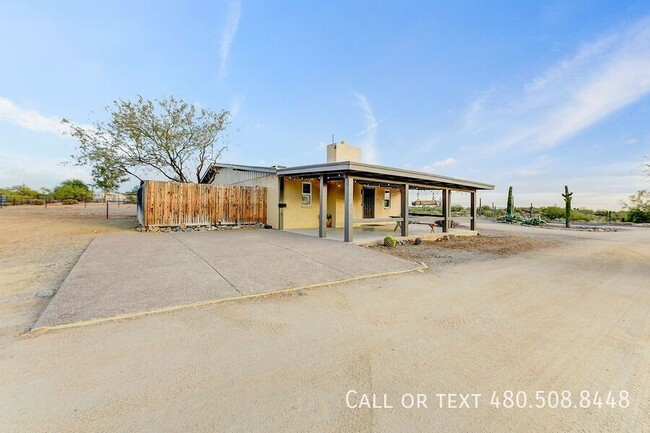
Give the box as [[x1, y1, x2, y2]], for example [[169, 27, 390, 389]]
[[301, 181, 312, 207], [383, 189, 391, 209]]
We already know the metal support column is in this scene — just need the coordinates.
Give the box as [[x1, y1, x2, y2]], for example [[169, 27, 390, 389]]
[[401, 184, 409, 237], [278, 176, 285, 230], [344, 175, 354, 242], [442, 189, 450, 233], [470, 191, 477, 231], [319, 176, 327, 238]]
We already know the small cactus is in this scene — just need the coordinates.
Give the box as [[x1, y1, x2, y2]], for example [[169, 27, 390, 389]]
[[562, 185, 573, 228], [383, 235, 397, 248]]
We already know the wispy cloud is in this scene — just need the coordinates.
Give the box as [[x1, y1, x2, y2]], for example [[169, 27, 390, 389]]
[[516, 167, 541, 176], [229, 95, 245, 118], [219, 0, 242, 79], [353, 92, 379, 163], [0, 96, 67, 135], [466, 15, 650, 152], [422, 157, 457, 172]]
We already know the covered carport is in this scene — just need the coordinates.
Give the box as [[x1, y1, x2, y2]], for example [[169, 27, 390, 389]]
[[277, 161, 494, 242]]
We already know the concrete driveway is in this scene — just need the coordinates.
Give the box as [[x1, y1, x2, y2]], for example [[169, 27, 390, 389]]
[[34, 229, 421, 330]]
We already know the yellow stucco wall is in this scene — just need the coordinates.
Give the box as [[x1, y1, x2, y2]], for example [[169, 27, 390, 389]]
[[282, 178, 321, 229], [350, 184, 402, 228], [282, 178, 402, 229]]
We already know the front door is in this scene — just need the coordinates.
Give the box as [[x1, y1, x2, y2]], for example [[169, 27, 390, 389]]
[[363, 188, 375, 219]]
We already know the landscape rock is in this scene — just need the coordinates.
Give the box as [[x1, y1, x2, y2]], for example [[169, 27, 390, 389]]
[[35, 289, 55, 298]]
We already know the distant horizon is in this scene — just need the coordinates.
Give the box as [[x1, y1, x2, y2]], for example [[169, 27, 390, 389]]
[[1, 1, 649, 210]]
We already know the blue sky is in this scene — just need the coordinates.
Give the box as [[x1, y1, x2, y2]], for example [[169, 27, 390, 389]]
[[1, 1, 649, 209]]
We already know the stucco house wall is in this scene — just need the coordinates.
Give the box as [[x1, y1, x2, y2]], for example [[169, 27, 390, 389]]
[[282, 178, 402, 230]]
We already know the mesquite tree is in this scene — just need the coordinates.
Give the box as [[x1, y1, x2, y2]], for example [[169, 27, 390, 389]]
[[63, 96, 230, 184], [562, 185, 573, 228]]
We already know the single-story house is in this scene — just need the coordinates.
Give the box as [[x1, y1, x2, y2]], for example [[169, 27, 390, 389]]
[[201, 141, 494, 242]]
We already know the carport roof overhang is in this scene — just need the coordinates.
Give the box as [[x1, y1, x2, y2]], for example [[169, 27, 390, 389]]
[[277, 161, 494, 191]]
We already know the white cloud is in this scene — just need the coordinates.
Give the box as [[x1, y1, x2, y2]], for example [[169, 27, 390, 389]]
[[0, 97, 68, 135], [353, 92, 380, 163], [516, 168, 541, 176], [467, 15, 650, 152], [219, 0, 242, 79], [462, 88, 494, 132], [422, 157, 457, 172], [229, 95, 245, 118], [0, 152, 91, 188], [624, 137, 639, 145]]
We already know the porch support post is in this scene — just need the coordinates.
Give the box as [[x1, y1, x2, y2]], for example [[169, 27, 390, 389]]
[[344, 175, 354, 242], [319, 175, 327, 238], [278, 176, 285, 230], [442, 189, 450, 233], [470, 191, 477, 231], [401, 183, 409, 237]]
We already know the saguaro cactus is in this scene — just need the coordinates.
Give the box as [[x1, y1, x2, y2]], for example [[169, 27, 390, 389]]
[[562, 185, 573, 228], [506, 186, 514, 217]]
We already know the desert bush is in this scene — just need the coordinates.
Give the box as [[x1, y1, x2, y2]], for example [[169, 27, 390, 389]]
[[62, 199, 79, 205], [450, 204, 469, 217], [29, 199, 44, 205], [571, 210, 594, 222], [623, 190, 650, 223], [541, 206, 564, 220], [414, 237, 422, 245], [383, 236, 397, 248]]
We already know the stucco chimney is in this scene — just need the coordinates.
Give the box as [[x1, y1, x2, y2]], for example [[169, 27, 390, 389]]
[[326, 141, 362, 163]]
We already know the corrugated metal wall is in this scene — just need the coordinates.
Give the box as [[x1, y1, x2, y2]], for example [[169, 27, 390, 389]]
[[213, 168, 273, 185]]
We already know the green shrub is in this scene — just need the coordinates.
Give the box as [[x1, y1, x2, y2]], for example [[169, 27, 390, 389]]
[[541, 206, 564, 220], [383, 236, 397, 248], [62, 199, 79, 205], [30, 199, 44, 205], [571, 210, 594, 222]]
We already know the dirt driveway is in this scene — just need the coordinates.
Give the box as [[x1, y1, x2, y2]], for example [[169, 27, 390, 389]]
[[1, 208, 648, 432]]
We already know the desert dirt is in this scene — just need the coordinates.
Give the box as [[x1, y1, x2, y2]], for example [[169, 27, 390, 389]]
[[0, 205, 648, 432]]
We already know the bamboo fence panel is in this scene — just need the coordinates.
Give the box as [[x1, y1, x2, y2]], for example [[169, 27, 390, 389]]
[[141, 180, 267, 227]]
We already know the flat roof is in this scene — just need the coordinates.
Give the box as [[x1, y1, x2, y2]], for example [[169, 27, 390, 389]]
[[210, 163, 280, 173], [277, 161, 494, 191]]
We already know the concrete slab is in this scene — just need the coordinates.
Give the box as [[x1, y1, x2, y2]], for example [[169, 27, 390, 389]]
[[34, 229, 421, 330]]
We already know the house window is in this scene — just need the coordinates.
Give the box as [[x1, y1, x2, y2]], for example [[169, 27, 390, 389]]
[[302, 181, 312, 206], [383, 189, 391, 208]]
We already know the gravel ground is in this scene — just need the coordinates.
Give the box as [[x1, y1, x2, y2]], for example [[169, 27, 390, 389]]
[[368, 231, 560, 272], [0, 203, 136, 339], [0, 208, 648, 432]]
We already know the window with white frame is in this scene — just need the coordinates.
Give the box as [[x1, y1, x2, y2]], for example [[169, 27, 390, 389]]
[[302, 181, 312, 206], [383, 189, 391, 208]]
